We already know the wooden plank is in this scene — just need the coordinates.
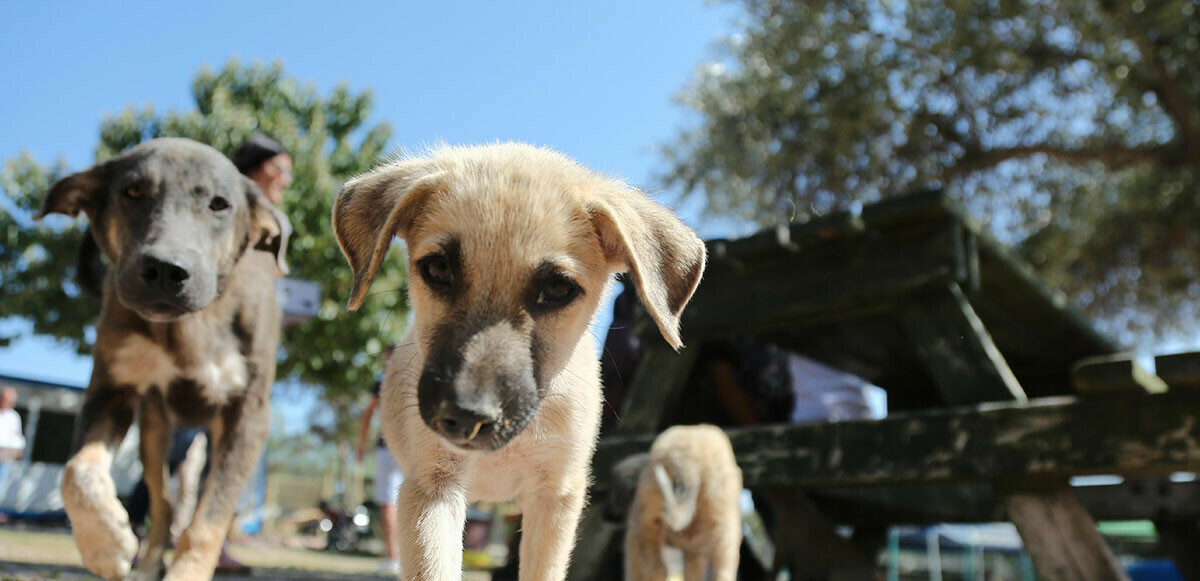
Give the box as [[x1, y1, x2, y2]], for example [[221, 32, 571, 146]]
[[1153, 519, 1200, 581], [591, 392, 1200, 490], [569, 344, 699, 581], [1072, 354, 1168, 395], [759, 489, 875, 581], [678, 225, 966, 339], [1155, 351, 1200, 390], [1005, 486, 1129, 581], [613, 342, 699, 433], [566, 504, 623, 581], [900, 282, 1028, 405]]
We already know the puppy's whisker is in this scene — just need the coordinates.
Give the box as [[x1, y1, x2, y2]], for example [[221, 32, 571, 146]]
[[365, 287, 405, 298]]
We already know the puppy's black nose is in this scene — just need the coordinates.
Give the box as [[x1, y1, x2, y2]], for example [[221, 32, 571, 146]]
[[434, 403, 499, 443], [140, 255, 190, 292]]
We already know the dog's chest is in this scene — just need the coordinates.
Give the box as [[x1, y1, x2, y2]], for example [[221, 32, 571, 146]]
[[108, 334, 248, 402]]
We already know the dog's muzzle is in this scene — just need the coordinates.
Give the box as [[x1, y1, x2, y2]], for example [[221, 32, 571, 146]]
[[118, 251, 213, 321], [416, 364, 540, 452]]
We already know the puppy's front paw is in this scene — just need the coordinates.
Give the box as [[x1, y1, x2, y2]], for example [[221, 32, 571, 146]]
[[124, 567, 164, 581], [62, 460, 139, 580]]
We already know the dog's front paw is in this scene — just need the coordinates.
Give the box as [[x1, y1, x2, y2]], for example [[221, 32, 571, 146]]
[[123, 567, 164, 581], [62, 460, 139, 580]]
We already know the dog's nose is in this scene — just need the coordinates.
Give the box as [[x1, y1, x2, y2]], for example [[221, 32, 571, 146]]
[[434, 403, 500, 443], [139, 255, 190, 292]]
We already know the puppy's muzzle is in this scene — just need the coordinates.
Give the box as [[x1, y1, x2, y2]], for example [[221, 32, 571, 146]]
[[432, 395, 501, 444], [119, 248, 212, 320], [139, 255, 191, 294]]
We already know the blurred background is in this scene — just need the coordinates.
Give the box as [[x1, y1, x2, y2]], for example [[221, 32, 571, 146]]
[[0, 0, 1197, 579]]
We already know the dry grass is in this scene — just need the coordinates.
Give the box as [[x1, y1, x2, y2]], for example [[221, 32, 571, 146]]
[[0, 528, 491, 580]]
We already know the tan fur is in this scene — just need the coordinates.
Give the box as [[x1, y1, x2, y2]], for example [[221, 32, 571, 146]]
[[625, 425, 743, 581], [333, 143, 706, 581]]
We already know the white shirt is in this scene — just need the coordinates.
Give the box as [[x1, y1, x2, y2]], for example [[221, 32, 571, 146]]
[[0, 408, 25, 451]]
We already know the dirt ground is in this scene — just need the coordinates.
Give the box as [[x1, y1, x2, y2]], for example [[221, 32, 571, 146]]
[[0, 527, 492, 581]]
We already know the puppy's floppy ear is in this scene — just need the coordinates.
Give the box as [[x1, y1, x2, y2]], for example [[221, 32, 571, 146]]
[[590, 186, 706, 349], [35, 165, 109, 221], [244, 177, 292, 275], [332, 162, 443, 310]]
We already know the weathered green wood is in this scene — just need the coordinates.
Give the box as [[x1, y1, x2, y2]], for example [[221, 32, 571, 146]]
[[679, 224, 967, 340], [592, 392, 1200, 490], [1004, 485, 1130, 581], [1072, 354, 1168, 395], [796, 478, 1200, 526], [567, 504, 623, 581], [614, 342, 700, 434], [569, 343, 700, 581], [1153, 519, 1200, 581], [900, 282, 1028, 405], [1155, 351, 1200, 390], [760, 489, 875, 581]]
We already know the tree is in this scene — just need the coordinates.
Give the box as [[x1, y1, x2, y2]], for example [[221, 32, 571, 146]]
[[0, 61, 404, 407], [664, 0, 1200, 345]]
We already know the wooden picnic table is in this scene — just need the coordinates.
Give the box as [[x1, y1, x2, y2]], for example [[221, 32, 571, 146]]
[[569, 190, 1200, 581]]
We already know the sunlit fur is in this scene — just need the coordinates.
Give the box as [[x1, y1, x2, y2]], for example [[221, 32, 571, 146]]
[[333, 143, 707, 581]]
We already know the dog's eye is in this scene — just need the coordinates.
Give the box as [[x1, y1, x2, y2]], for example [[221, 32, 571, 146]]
[[125, 184, 143, 199], [419, 255, 454, 288], [209, 197, 230, 212], [538, 276, 580, 307]]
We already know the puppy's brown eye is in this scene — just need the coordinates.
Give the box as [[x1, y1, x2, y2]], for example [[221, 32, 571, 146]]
[[538, 277, 580, 307], [209, 197, 230, 212], [419, 255, 453, 288], [125, 184, 143, 199]]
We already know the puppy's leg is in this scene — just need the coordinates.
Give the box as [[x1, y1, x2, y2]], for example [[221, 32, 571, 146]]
[[130, 391, 172, 580], [60, 386, 139, 581], [170, 432, 207, 541], [710, 520, 741, 581], [396, 476, 467, 581], [624, 517, 667, 581], [517, 484, 587, 581], [682, 551, 708, 581], [166, 393, 269, 580]]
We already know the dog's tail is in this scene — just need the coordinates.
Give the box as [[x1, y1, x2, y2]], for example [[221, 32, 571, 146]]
[[76, 227, 106, 298]]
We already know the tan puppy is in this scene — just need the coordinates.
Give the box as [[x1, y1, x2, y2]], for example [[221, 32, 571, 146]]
[[626, 425, 742, 581], [332, 143, 706, 580]]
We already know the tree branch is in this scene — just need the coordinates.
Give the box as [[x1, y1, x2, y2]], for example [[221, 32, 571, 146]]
[[945, 144, 1180, 177], [1137, 38, 1199, 158]]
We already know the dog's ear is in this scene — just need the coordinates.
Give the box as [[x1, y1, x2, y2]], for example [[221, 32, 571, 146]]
[[35, 166, 108, 221], [332, 164, 443, 311], [590, 186, 706, 349], [245, 178, 292, 275]]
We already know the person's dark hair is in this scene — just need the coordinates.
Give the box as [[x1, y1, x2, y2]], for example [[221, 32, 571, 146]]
[[231, 133, 288, 175]]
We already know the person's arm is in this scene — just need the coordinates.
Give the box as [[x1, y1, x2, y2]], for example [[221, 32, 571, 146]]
[[356, 396, 379, 463]]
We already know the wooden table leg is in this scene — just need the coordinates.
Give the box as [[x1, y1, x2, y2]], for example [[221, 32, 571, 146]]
[[1154, 518, 1200, 581], [1005, 486, 1129, 581]]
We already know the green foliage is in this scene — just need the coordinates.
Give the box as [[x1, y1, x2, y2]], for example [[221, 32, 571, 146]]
[[666, 0, 1200, 345], [0, 155, 95, 352], [0, 61, 405, 404]]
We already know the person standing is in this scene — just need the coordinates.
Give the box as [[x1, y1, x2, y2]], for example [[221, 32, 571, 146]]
[[232, 133, 293, 205], [0, 387, 26, 513], [356, 346, 403, 575]]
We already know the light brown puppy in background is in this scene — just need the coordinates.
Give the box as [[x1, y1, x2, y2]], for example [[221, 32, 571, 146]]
[[626, 424, 743, 581], [332, 143, 706, 580]]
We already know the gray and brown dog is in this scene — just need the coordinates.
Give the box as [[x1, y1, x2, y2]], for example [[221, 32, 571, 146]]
[[38, 137, 290, 581], [333, 143, 706, 580]]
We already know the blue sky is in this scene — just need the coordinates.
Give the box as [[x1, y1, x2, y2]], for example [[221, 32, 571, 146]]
[[0, 1, 748, 423]]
